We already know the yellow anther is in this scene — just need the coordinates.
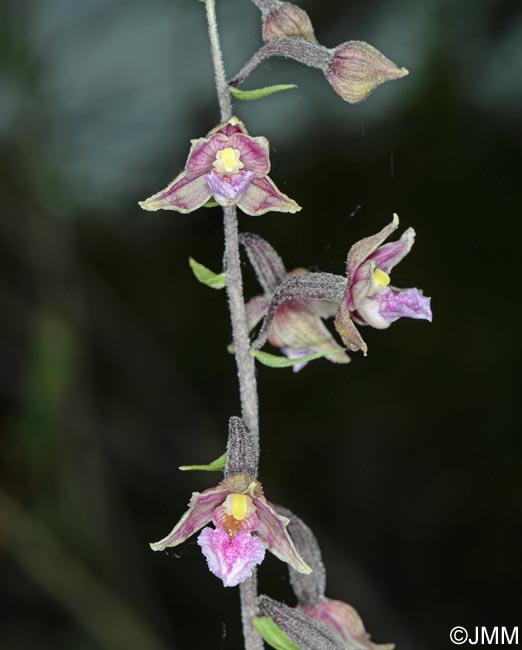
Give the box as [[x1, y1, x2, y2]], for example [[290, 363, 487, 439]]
[[231, 494, 249, 520], [374, 268, 391, 286], [213, 147, 244, 174]]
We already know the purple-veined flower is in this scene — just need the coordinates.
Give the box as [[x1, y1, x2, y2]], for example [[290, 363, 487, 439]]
[[150, 471, 311, 587], [139, 117, 300, 216], [334, 213, 432, 353], [251, 215, 431, 356], [240, 233, 350, 371]]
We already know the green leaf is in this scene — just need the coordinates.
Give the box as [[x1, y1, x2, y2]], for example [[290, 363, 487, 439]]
[[229, 84, 297, 102], [251, 349, 342, 368], [252, 618, 300, 650], [189, 257, 226, 290], [179, 452, 226, 472]]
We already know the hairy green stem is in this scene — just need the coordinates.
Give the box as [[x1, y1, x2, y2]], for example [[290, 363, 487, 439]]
[[205, 1, 262, 648]]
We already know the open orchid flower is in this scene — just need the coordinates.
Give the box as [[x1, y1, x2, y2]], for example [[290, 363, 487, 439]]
[[240, 232, 350, 371], [139, 117, 300, 216], [272, 506, 394, 650], [334, 213, 432, 353], [251, 215, 431, 355], [150, 417, 311, 587]]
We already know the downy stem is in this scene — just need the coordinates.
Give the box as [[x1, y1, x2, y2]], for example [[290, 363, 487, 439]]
[[223, 207, 260, 455], [230, 37, 332, 86], [205, 1, 262, 648], [205, 0, 232, 121]]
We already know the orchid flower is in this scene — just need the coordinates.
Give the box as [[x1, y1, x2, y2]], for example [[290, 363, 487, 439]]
[[251, 215, 432, 356], [240, 232, 350, 371], [334, 213, 432, 353], [150, 418, 311, 587], [139, 117, 300, 216]]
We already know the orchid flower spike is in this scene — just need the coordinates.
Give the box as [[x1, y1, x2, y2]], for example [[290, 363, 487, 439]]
[[150, 417, 311, 587], [139, 117, 300, 216], [277, 506, 395, 650], [240, 232, 350, 371]]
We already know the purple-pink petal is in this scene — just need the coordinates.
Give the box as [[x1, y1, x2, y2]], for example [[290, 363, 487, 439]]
[[367, 227, 415, 274], [205, 170, 254, 206], [379, 287, 432, 323], [228, 134, 270, 177], [197, 526, 266, 587], [238, 176, 301, 216], [150, 486, 230, 551], [254, 497, 312, 574], [185, 134, 229, 178], [139, 173, 212, 213], [347, 260, 375, 311]]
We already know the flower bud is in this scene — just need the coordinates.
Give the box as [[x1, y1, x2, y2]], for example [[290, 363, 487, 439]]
[[263, 2, 317, 44], [259, 596, 346, 650], [326, 41, 408, 104], [301, 600, 395, 650]]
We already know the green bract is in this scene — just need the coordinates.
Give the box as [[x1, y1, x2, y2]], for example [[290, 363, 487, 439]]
[[252, 617, 300, 650], [229, 84, 297, 101], [189, 257, 226, 290], [178, 452, 226, 472]]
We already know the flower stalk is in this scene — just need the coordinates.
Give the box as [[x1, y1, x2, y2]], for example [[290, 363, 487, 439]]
[[230, 38, 332, 87], [205, 0, 232, 122], [205, 0, 262, 647], [223, 207, 260, 455]]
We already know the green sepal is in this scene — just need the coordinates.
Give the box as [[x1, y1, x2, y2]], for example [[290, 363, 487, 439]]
[[179, 452, 226, 472], [251, 349, 342, 368], [252, 617, 300, 650], [229, 84, 297, 102], [202, 200, 219, 208], [189, 257, 226, 290]]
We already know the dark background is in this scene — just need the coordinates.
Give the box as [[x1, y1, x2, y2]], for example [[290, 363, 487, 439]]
[[1, 0, 521, 648]]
